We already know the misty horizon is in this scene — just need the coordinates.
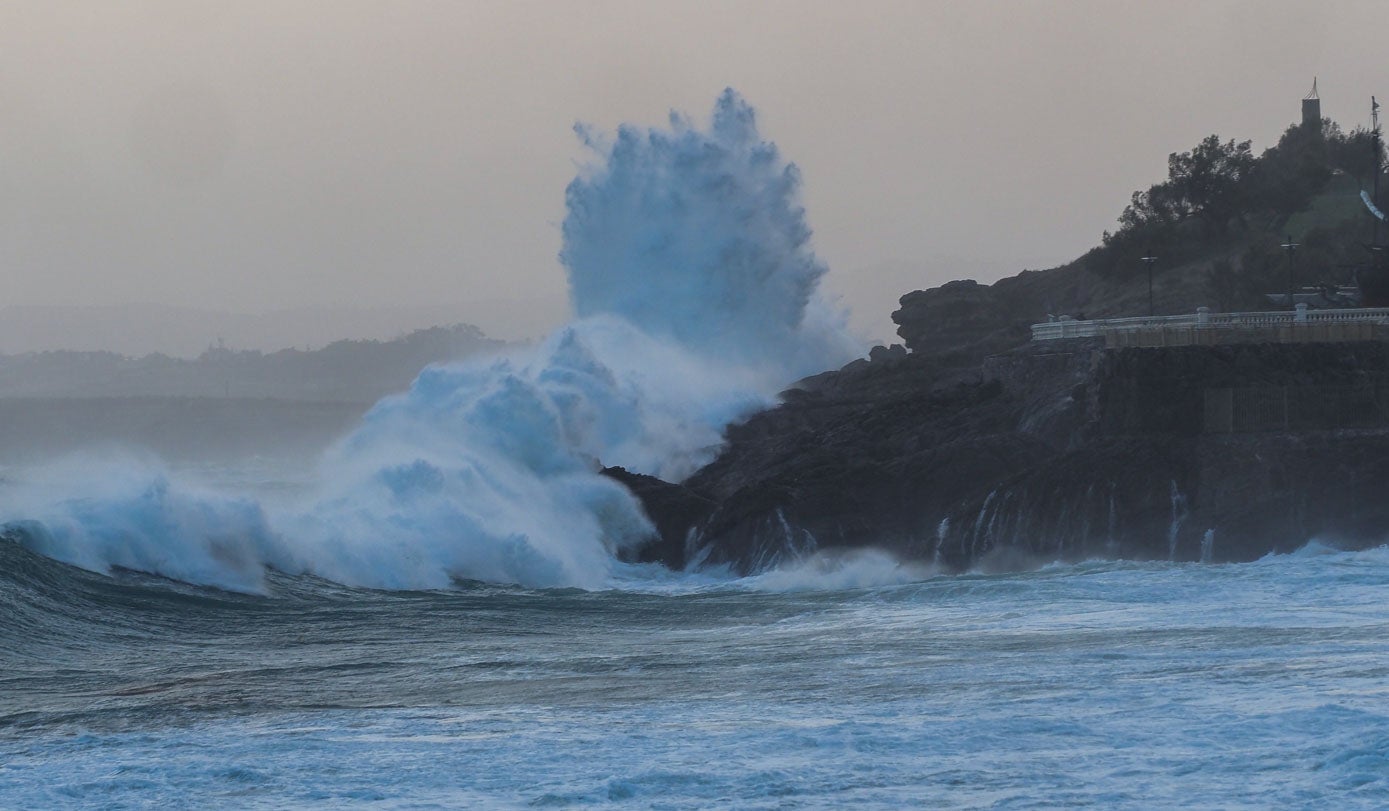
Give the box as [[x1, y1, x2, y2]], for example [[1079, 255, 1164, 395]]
[[0, 298, 563, 357], [4, 2, 1386, 351]]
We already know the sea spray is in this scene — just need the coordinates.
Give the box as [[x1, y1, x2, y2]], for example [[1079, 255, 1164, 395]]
[[563, 89, 858, 376], [0, 90, 860, 591], [0, 455, 280, 593], [281, 319, 767, 589]]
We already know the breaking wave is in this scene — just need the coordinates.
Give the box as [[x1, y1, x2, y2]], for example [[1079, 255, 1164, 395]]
[[0, 90, 860, 592]]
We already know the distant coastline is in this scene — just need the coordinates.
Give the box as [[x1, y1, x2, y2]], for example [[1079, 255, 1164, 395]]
[[0, 323, 508, 465], [0, 300, 563, 357]]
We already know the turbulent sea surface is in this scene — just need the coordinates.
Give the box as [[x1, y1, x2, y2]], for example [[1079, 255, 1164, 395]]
[[4, 92, 1388, 808], [3, 538, 1388, 809]]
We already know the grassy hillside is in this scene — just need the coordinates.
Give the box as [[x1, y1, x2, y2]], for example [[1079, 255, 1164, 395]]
[[1284, 172, 1367, 236]]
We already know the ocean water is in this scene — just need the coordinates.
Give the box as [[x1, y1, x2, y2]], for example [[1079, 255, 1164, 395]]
[[3, 539, 1387, 809], [4, 90, 1388, 809], [0, 90, 859, 597]]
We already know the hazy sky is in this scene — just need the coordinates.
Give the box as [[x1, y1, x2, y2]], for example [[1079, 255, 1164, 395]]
[[1, 1, 1385, 344]]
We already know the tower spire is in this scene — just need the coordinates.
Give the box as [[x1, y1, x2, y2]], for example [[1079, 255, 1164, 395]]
[[1302, 78, 1322, 129]]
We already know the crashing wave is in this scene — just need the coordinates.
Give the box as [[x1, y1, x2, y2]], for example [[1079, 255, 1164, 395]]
[[0, 90, 860, 592]]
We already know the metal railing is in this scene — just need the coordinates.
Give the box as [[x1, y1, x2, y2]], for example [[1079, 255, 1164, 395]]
[[1031, 305, 1389, 341]]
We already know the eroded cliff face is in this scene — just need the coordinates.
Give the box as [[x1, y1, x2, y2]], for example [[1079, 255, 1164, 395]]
[[614, 341, 1389, 573], [889, 249, 1232, 363], [890, 263, 1103, 362], [891, 280, 1030, 362]]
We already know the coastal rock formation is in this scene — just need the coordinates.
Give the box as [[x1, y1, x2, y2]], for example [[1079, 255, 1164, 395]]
[[891, 280, 1027, 361], [616, 340, 1389, 573]]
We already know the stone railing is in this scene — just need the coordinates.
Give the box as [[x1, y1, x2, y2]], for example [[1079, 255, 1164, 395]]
[[1031, 305, 1389, 343]]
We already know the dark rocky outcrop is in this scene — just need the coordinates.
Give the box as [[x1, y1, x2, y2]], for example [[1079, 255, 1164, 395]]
[[892, 279, 1030, 362], [621, 340, 1389, 574], [889, 243, 1247, 364], [701, 110, 1389, 575], [602, 466, 716, 569]]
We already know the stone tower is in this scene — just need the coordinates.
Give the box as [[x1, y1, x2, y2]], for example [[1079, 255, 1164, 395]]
[[1302, 78, 1321, 129]]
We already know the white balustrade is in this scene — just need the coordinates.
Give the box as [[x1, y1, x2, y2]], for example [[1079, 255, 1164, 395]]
[[1031, 306, 1389, 341]]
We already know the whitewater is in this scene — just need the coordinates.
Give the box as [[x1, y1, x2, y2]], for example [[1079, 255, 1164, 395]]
[[3, 542, 1388, 808], [2, 92, 1388, 807], [0, 89, 857, 594]]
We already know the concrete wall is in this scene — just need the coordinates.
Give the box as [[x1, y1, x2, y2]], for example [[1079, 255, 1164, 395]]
[[1203, 382, 1389, 433], [1089, 342, 1389, 437]]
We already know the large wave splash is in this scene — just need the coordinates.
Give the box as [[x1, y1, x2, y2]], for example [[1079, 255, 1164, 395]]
[[563, 89, 855, 374], [0, 90, 860, 592]]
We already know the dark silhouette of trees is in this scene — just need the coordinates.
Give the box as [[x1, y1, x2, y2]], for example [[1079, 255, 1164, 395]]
[[1326, 124, 1384, 182], [1093, 116, 1383, 283], [1247, 123, 1333, 220], [1117, 136, 1254, 236]]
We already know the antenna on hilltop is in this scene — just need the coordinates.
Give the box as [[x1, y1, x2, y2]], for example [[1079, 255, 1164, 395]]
[[1304, 77, 1319, 101], [1358, 95, 1389, 306], [1373, 96, 1383, 248]]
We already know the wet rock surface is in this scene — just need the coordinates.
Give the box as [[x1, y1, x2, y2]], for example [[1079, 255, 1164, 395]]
[[618, 341, 1389, 573]]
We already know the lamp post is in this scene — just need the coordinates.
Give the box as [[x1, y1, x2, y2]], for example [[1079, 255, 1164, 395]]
[[1281, 234, 1300, 309], [1141, 252, 1158, 317]]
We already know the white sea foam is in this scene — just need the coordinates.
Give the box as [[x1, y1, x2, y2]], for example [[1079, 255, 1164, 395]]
[[0, 454, 279, 593], [746, 549, 937, 592], [10, 548, 1389, 809], [0, 90, 860, 591]]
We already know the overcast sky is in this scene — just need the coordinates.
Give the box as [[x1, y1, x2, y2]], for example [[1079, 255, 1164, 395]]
[[1, 1, 1385, 345]]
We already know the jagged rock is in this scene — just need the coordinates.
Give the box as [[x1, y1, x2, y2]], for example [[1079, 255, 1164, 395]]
[[867, 344, 908, 364], [892, 280, 1027, 361], [601, 466, 717, 569]]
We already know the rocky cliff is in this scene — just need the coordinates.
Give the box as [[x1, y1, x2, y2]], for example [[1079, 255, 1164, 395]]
[[888, 251, 1244, 363], [613, 340, 1389, 573]]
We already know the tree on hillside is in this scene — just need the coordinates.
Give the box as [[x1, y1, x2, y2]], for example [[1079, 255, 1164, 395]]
[[1326, 124, 1385, 182], [1118, 135, 1255, 235], [1243, 119, 1384, 222], [1168, 135, 1256, 232], [1094, 114, 1381, 288], [1248, 123, 1333, 220]]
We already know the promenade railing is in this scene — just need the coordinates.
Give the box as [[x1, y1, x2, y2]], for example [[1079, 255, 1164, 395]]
[[1030, 305, 1389, 342]]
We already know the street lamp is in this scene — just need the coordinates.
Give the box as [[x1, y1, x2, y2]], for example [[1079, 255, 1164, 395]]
[[1141, 252, 1158, 317], [1281, 234, 1300, 309]]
